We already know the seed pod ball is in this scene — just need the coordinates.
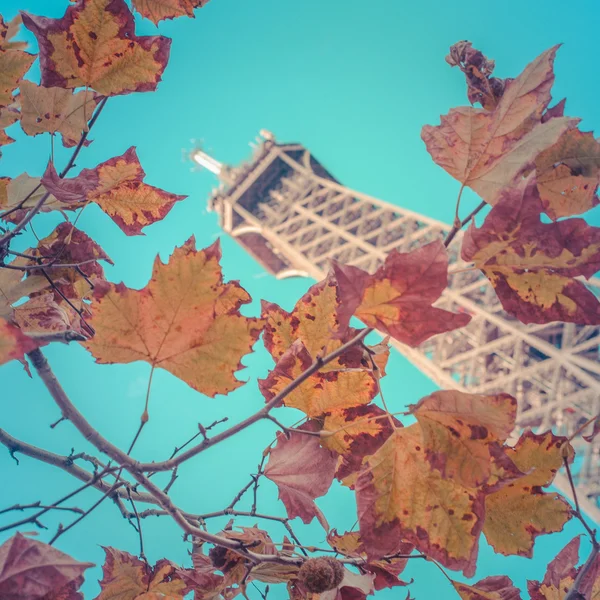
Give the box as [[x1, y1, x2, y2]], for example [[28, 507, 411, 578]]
[[298, 557, 345, 593]]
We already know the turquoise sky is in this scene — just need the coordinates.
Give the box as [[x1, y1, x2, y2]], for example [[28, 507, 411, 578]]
[[1, 0, 599, 597]]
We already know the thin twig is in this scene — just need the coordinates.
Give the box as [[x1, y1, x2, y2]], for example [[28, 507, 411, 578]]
[[443, 199, 487, 248], [0, 502, 84, 516], [127, 487, 147, 564]]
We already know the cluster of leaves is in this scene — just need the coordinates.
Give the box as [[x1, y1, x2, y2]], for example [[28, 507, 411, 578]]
[[0, 2, 599, 600]]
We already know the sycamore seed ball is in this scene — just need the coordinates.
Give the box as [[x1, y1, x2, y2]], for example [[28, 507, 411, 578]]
[[298, 557, 344, 593]]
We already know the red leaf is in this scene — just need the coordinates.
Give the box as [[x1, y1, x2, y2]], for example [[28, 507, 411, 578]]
[[0, 533, 93, 600], [264, 421, 337, 529], [462, 177, 600, 324], [333, 240, 471, 346]]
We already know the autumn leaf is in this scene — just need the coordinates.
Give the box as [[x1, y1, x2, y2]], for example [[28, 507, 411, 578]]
[[0, 532, 93, 600], [0, 47, 34, 108], [97, 547, 188, 599], [132, 0, 210, 25], [22, 0, 171, 96], [14, 293, 85, 338], [262, 273, 351, 364], [445, 41, 511, 110], [0, 15, 28, 51], [19, 81, 101, 148], [265, 421, 337, 529], [322, 404, 402, 487], [408, 391, 518, 488], [356, 424, 484, 576], [259, 339, 378, 417], [327, 530, 413, 590], [422, 46, 578, 205], [248, 562, 299, 584], [0, 255, 49, 319], [0, 317, 37, 366], [42, 147, 187, 235], [535, 128, 600, 219], [0, 173, 80, 224], [334, 240, 471, 346], [0, 104, 19, 148], [483, 431, 573, 557], [453, 576, 522, 600], [84, 238, 263, 397], [527, 536, 580, 600], [462, 176, 600, 324]]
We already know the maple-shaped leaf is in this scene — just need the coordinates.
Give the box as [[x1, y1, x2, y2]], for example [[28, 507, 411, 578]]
[[14, 293, 86, 338], [262, 273, 351, 363], [27, 222, 112, 304], [259, 339, 378, 417], [453, 576, 522, 600], [334, 240, 471, 346], [356, 424, 484, 576], [0, 104, 19, 148], [0, 47, 34, 108], [322, 404, 402, 487], [0, 255, 49, 319], [97, 547, 188, 599], [462, 177, 600, 325], [84, 238, 263, 397], [42, 147, 187, 235], [132, 0, 211, 25], [483, 431, 573, 557], [535, 128, 600, 219], [265, 421, 337, 529], [445, 41, 512, 110], [409, 391, 518, 488], [19, 81, 101, 148], [0, 317, 37, 366], [0, 532, 93, 600], [422, 46, 578, 205], [327, 530, 413, 590], [0, 15, 27, 52], [0, 173, 82, 225], [22, 0, 171, 96]]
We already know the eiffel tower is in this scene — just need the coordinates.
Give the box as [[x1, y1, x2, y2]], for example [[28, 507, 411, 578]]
[[192, 131, 600, 522]]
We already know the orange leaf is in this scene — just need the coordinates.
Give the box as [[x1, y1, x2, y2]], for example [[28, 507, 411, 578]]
[[462, 176, 600, 324], [322, 404, 402, 486], [42, 148, 187, 235], [334, 240, 471, 346], [84, 238, 263, 397], [97, 547, 188, 599], [453, 576, 522, 599], [483, 431, 573, 557], [0, 15, 28, 52], [132, 0, 210, 25], [0, 255, 49, 319], [535, 128, 600, 219], [0, 104, 18, 148], [0, 46, 35, 108], [22, 0, 171, 96], [356, 424, 483, 576], [422, 46, 578, 205], [0, 317, 37, 366], [19, 81, 100, 148], [409, 391, 518, 488], [259, 339, 378, 417]]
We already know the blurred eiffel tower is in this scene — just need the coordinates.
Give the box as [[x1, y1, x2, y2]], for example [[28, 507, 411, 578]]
[[191, 131, 600, 522]]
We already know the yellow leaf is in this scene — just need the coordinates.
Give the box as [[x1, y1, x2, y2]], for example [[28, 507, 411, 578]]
[[23, 0, 171, 96], [410, 391, 517, 487], [84, 238, 263, 397], [356, 425, 483, 576], [0, 47, 35, 107], [483, 431, 572, 556], [131, 0, 210, 25], [19, 81, 99, 147]]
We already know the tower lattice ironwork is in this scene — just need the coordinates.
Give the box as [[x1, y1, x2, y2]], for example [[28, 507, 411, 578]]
[[192, 131, 600, 522]]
